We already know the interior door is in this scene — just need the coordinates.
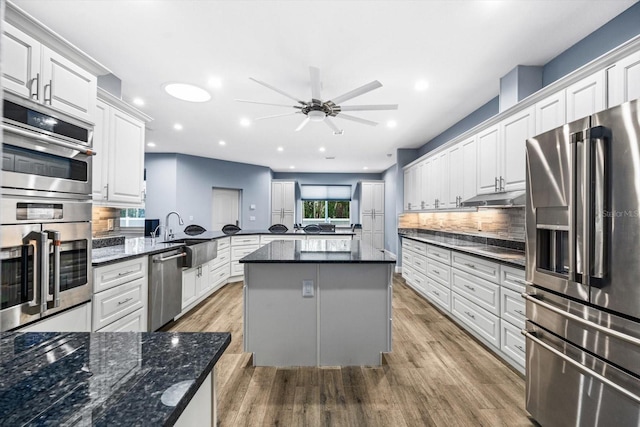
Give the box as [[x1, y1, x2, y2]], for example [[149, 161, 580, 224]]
[[212, 188, 240, 232]]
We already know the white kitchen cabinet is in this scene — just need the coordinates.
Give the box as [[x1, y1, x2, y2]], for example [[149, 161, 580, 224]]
[[271, 181, 296, 229], [403, 165, 420, 211], [447, 136, 477, 208], [360, 181, 385, 250], [607, 50, 640, 108], [431, 151, 449, 209], [18, 302, 91, 332], [1, 21, 98, 123], [566, 71, 606, 122], [182, 262, 210, 310], [230, 235, 260, 278], [420, 158, 433, 210], [93, 90, 151, 206], [535, 90, 566, 135], [477, 106, 534, 194]]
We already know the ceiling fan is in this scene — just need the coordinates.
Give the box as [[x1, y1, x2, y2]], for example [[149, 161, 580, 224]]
[[236, 66, 398, 134]]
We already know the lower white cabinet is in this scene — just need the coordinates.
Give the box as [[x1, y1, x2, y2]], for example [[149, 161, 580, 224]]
[[500, 319, 526, 369], [18, 302, 91, 332], [92, 256, 148, 332], [182, 262, 210, 310], [231, 235, 260, 278], [451, 291, 500, 349], [424, 277, 451, 312]]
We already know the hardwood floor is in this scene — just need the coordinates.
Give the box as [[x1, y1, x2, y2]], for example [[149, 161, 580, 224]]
[[168, 275, 535, 426]]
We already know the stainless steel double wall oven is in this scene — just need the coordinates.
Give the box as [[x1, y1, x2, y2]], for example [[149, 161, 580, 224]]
[[525, 99, 640, 426], [1, 91, 95, 331]]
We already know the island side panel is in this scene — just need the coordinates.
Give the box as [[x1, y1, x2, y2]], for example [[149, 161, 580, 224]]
[[318, 263, 392, 366], [244, 263, 318, 366]]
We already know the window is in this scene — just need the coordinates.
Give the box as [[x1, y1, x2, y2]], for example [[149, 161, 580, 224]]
[[302, 200, 350, 225], [120, 208, 145, 227]]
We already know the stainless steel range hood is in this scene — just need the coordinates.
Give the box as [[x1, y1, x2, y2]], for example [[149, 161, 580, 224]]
[[461, 190, 526, 207]]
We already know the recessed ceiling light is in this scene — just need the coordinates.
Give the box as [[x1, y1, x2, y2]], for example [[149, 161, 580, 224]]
[[173, 123, 183, 131], [319, 147, 326, 152], [289, 165, 295, 169], [164, 82, 211, 102], [133, 97, 144, 106], [208, 76, 222, 89], [240, 118, 251, 127], [414, 80, 429, 91], [219, 140, 226, 146], [363, 166, 369, 170], [147, 142, 156, 147], [277, 146, 284, 152], [387, 120, 397, 128]]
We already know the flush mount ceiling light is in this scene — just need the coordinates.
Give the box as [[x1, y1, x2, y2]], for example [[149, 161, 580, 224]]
[[319, 147, 326, 152], [277, 146, 284, 152], [414, 80, 429, 91], [164, 83, 211, 102], [219, 140, 226, 146], [387, 120, 397, 128], [147, 142, 156, 147], [240, 118, 251, 127], [173, 123, 183, 131], [133, 97, 145, 106]]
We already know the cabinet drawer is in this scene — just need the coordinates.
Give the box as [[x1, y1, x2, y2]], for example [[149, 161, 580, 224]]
[[231, 235, 260, 246], [92, 277, 146, 331], [500, 264, 527, 293], [231, 244, 260, 261], [426, 258, 451, 287], [94, 256, 147, 293], [210, 248, 230, 270], [216, 237, 230, 251], [210, 262, 230, 287], [412, 253, 428, 274], [96, 307, 146, 332], [231, 260, 245, 276], [260, 235, 304, 245], [501, 286, 526, 329], [425, 277, 451, 312], [403, 238, 426, 255], [452, 252, 500, 284], [451, 293, 500, 348], [402, 264, 414, 285], [411, 269, 428, 293], [401, 251, 414, 268], [452, 268, 500, 315], [426, 245, 451, 264], [501, 319, 526, 368]]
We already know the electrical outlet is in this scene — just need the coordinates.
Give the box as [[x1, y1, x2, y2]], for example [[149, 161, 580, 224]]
[[250, 216, 256, 221], [302, 280, 314, 297], [107, 219, 114, 231], [189, 215, 194, 220], [250, 204, 256, 210]]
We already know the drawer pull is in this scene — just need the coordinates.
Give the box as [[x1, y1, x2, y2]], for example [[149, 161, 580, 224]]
[[118, 297, 134, 306], [464, 284, 476, 292], [118, 270, 136, 277], [433, 290, 440, 296], [464, 263, 476, 269], [514, 279, 527, 285], [464, 311, 476, 319], [515, 309, 525, 316], [515, 344, 526, 353], [432, 269, 440, 275]]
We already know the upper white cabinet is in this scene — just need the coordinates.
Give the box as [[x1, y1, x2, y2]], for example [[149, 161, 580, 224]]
[[607, 50, 640, 108], [271, 181, 295, 229], [476, 124, 501, 194], [431, 151, 449, 209], [566, 71, 605, 122], [535, 90, 566, 135], [2, 21, 99, 123], [448, 136, 477, 207], [93, 90, 151, 206], [360, 181, 385, 250], [500, 105, 535, 192]]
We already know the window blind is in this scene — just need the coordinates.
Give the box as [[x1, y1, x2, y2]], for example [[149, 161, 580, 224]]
[[300, 185, 352, 200]]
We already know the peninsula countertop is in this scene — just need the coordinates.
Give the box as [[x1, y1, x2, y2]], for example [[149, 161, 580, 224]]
[[240, 239, 396, 263], [0, 331, 231, 426]]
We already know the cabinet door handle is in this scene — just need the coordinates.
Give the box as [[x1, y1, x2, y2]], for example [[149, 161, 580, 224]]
[[30, 73, 40, 100], [44, 80, 52, 105], [464, 284, 476, 292], [500, 176, 505, 192], [495, 177, 499, 192], [118, 297, 134, 306], [118, 270, 136, 277], [104, 184, 109, 200]]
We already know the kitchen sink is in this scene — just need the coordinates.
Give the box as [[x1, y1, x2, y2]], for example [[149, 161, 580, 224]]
[[167, 239, 217, 268]]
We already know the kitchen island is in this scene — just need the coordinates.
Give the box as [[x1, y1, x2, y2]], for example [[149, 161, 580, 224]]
[[0, 331, 230, 426], [240, 239, 395, 366]]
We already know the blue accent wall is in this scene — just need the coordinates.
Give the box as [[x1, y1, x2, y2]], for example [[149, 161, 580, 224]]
[[146, 153, 272, 232]]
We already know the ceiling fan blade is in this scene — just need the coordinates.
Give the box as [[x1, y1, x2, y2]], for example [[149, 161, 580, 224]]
[[310, 66, 322, 100], [334, 113, 378, 126], [295, 117, 310, 132], [339, 104, 398, 111], [324, 117, 343, 134], [255, 111, 301, 121], [249, 77, 306, 105], [329, 80, 383, 105], [235, 99, 301, 108]]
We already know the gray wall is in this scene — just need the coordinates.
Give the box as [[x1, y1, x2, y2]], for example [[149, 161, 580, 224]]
[[146, 153, 272, 231], [272, 172, 383, 224], [382, 164, 398, 255]]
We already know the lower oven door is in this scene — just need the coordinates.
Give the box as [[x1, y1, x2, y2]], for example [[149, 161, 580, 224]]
[[524, 321, 640, 427], [42, 221, 92, 318], [0, 224, 42, 330]]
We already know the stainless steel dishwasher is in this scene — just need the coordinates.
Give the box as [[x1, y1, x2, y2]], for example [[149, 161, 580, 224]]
[[148, 248, 186, 331]]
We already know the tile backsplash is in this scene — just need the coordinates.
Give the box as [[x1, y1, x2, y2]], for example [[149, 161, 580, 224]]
[[92, 207, 121, 237], [398, 207, 525, 241]]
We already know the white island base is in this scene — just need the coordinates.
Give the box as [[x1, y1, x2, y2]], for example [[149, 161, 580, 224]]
[[243, 262, 393, 366]]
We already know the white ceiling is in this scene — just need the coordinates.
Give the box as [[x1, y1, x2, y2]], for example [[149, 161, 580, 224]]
[[12, 0, 637, 173]]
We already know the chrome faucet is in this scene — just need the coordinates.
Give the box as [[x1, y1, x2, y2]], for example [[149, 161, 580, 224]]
[[150, 224, 164, 243], [164, 211, 185, 241]]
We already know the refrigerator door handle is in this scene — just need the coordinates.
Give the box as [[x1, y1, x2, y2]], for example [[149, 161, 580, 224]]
[[588, 126, 610, 283], [569, 131, 582, 283], [521, 329, 640, 405], [44, 230, 61, 308]]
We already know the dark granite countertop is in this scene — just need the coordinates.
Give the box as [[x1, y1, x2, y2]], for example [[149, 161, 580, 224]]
[[0, 331, 230, 426], [399, 229, 525, 268], [240, 239, 396, 264], [92, 229, 356, 266]]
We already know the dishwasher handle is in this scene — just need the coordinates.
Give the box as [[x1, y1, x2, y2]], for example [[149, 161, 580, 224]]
[[153, 252, 186, 263]]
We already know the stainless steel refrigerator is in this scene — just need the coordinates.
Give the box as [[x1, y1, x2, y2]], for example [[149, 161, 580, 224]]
[[524, 98, 640, 426]]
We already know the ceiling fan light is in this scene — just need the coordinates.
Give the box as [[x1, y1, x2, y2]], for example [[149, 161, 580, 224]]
[[308, 110, 325, 122]]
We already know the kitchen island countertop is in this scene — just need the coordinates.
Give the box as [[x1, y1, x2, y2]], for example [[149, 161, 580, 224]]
[[0, 331, 230, 426]]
